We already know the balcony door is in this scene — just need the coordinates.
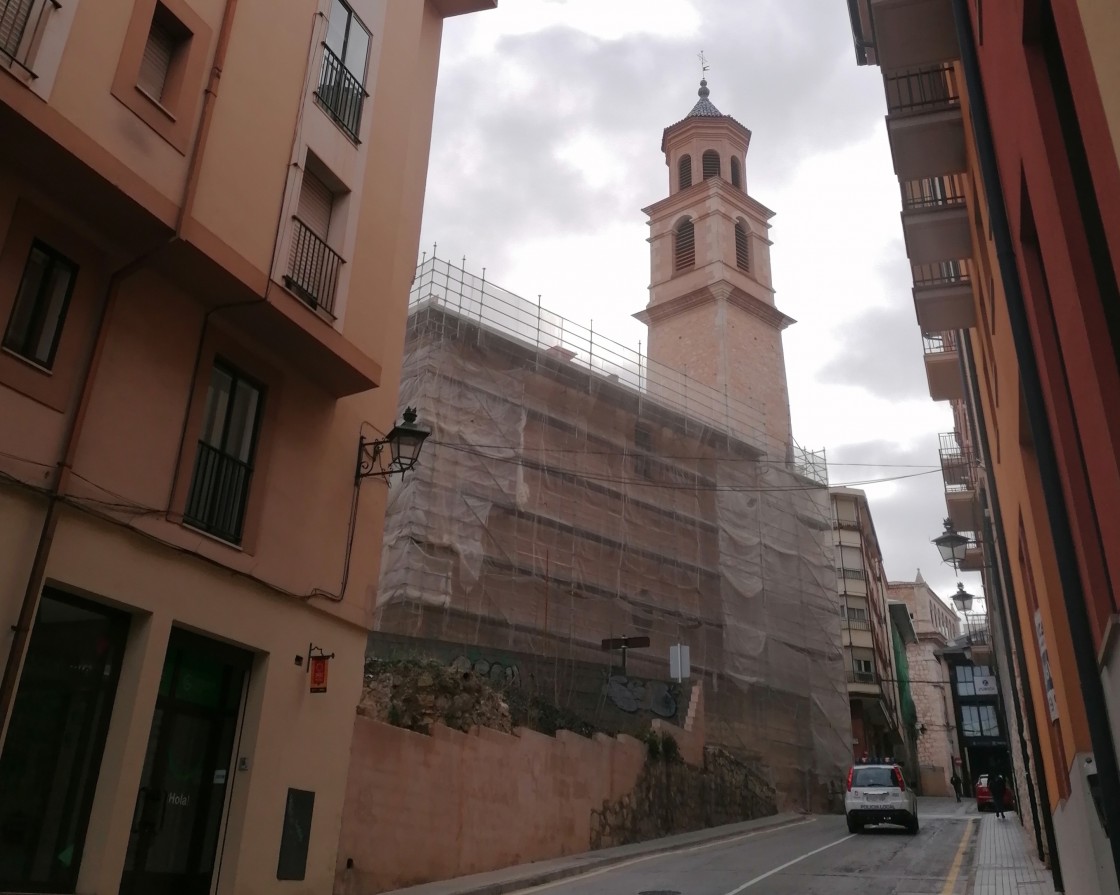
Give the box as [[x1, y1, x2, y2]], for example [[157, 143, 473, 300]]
[[119, 629, 249, 895]]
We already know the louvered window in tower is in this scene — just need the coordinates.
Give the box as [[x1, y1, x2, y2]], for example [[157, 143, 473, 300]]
[[730, 157, 742, 189], [674, 219, 695, 272], [678, 155, 692, 190], [702, 150, 720, 180], [735, 221, 750, 271], [138, 8, 185, 103]]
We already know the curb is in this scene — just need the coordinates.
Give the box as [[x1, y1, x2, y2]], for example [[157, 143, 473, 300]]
[[410, 814, 814, 895]]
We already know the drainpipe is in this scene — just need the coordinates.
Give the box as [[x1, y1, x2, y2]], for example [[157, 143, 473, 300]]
[[0, 0, 241, 745], [959, 331, 1060, 885], [950, 0, 1120, 881]]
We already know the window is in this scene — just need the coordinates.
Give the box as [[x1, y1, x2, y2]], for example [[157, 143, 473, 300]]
[[702, 150, 720, 180], [852, 658, 874, 682], [955, 664, 992, 696], [730, 156, 741, 188], [316, 0, 371, 140], [0, 0, 33, 61], [734, 220, 750, 271], [673, 218, 695, 272], [961, 704, 1000, 737], [0, 591, 130, 892], [285, 164, 344, 315], [138, 3, 189, 105], [3, 240, 77, 369], [184, 362, 264, 544], [678, 154, 692, 190]]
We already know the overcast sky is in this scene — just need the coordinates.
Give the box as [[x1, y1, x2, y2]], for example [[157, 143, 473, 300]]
[[417, 0, 983, 613]]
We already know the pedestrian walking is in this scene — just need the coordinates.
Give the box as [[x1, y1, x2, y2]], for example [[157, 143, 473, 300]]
[[989, 772, 1007, 819], [950, 771, 962, 802]]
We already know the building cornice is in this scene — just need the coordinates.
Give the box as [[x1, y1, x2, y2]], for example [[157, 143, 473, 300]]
[[643, 177, 776, 225], [634, 280, 795, 330]]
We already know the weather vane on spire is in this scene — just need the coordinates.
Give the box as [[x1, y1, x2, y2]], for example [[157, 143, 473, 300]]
[[697, 50, 710, 76]]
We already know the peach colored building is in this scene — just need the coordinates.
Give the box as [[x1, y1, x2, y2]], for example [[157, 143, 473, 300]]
[[0, 1, 493, 893]]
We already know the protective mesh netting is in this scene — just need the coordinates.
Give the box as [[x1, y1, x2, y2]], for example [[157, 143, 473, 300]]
[[376, 257, 852, 810]]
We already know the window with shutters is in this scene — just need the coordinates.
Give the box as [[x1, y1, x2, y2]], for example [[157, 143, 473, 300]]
[[734, 220, 750, 271], [3, 240, 77, 369], [0, 0, 34, 64], [285, 160, 345, 316], [315, 0, 371, 141], [730, 156, 741, 189], [702, 150, 720, 180], [112, 0, 209, 153], [138, 4, 188, 105], [673, 218, 695, 273], [678, 155, 692, 191]]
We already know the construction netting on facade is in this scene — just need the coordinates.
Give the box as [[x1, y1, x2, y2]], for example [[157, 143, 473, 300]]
[[376, 256, 852, 810]]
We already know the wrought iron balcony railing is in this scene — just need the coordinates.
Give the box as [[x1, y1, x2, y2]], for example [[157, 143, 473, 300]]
[[285, 216, 343, 316], [845, 618, 871, 631], [847, 670, 878, 685], [184, 442, 253, 544], [922, 331, 959, 356], [912, 259, 973, 288], [836, 567, 867, 581], [902, 174, 968, 210], [315, 44, 367, 142], [1, 0, 60, 76], [885, 64, 961, 114]]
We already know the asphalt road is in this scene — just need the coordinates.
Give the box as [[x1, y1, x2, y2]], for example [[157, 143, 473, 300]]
[[512, 798, 978, 895]]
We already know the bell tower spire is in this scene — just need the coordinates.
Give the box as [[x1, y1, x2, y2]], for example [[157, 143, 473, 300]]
[[635, 78, 795, 455]]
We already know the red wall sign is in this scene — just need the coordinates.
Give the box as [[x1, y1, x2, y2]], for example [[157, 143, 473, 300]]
[[309, 656, 329, 694]]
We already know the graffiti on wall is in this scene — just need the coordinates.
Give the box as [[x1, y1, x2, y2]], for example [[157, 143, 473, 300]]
[[605, 675, 679, 718]]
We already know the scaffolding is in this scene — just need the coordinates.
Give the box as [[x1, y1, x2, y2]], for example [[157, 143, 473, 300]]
[[376, 256, 852, 810]]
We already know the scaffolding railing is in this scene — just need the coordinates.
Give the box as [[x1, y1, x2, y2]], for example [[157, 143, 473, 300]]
[[409, 255, 828, 484]]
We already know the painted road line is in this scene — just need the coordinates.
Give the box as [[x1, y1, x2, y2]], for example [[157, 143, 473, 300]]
[[512, 817, 819, 894], [940, 818, 978, 895], [720, 835, 856, 895]]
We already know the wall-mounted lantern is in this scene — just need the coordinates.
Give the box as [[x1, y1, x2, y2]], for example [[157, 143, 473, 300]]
[[307, 644, 334, 694], [356, 407, 431, 482], [933, 518, 969, 569]]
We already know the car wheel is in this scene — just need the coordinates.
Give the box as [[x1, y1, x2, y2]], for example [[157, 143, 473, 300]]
[[907, 815, 920, 835], [847, 815, 861, 834]]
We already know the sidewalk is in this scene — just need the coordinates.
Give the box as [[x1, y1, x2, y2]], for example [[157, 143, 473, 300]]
[[376, 813, 808, 895], [971, 812, 1056, 895]]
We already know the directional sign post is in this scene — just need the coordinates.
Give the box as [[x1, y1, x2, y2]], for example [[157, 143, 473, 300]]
[[600, 635, 650, 676]]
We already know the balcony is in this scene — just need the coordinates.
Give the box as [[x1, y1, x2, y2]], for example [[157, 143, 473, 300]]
[[183, 442, 252, 545], [923, 332, 964, 401], [960, 533, 985, 572], [913, 261, 977, 332], [0, 0, 60, 78], [866, 0, 959, 71], [947, 487, 981, 533], [315, 45, 368, 142], [938, 432, 976, 491], [901, 175, 972, 264], [885, 65, 966, 180], [284, 217, 343, 317]]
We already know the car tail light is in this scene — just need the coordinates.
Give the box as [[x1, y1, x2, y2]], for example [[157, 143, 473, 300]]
[[847, 767, 854, 792], [893, 767, 906, 791]]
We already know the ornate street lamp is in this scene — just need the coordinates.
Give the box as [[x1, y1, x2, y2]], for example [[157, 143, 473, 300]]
[[933, 518, 970, 569], [356, 407, 431, 481], [950, 582, 975, 613]]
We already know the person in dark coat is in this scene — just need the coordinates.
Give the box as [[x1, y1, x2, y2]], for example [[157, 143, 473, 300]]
[[950, 771, 962, 802], [989, 772, 1007, 818]]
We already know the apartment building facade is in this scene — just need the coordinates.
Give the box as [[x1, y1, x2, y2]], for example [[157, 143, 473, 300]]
[[889, 574, 961, 795], [0, 1, 493, 893], [831, 488, 906, 762], [844, 0, 1119, 891]]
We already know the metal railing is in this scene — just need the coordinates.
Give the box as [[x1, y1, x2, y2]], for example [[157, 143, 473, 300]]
[[408, 255, 830, 482], [285, 217, 343, 316], [315, 44, 367, 142], [922, 331, 958, 356], [902, 174, 968, 210], [884, 64, 960, 114], [837, 567, 867, 580], [847, 670, 877, 684], [1, 0, 60, 76], [939, 435, 977, 492], [912, 259, 973, 288], [845, 618, 871, 631], [184, 442, 253, 544]]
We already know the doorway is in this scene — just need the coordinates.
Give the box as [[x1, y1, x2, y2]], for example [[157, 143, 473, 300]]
[[119, 629, 250, 895]]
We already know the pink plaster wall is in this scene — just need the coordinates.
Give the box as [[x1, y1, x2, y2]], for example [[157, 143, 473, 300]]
[[335, 719, 647, 894]]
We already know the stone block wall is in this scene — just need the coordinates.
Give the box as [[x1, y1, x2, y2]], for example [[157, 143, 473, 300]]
[[908, 637, 956, 796]]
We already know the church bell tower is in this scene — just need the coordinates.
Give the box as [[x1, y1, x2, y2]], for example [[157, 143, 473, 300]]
[[635, 79, 794, 454]]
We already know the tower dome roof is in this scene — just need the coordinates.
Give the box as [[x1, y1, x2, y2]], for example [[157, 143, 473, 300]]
[[687, 79, 723, 117]]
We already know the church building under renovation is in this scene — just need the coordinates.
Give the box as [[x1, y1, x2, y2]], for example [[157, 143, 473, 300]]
[[375, 81, 852, 809]]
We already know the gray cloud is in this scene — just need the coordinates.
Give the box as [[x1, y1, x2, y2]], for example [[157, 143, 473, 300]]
[[422, 0, 889, 269]]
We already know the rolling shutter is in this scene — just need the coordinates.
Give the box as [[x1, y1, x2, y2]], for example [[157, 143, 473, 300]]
[[138, 20, 175, 100], [0, 0, 34, 58], [297, 171, 333, 238]]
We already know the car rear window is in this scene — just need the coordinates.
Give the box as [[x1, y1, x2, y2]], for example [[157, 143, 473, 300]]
[[851, 767, 896, 787]]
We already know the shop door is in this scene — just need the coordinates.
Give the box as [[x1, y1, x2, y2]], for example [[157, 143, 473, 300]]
[[119, 629, 249, 895]]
